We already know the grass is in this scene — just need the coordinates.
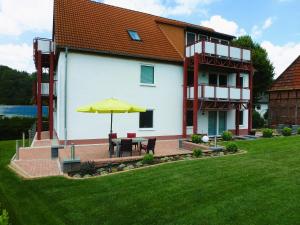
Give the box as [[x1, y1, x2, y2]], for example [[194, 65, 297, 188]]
[[0, 137, 300, 225]]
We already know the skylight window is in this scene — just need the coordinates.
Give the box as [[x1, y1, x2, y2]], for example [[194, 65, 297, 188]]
[[128, 30, 141, 41]]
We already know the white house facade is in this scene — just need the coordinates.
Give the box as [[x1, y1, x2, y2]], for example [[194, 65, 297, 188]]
[[33, 0, 253, 144]]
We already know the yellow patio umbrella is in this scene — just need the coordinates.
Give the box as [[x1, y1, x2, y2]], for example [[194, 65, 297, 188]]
[[77, 98, 146, 134]]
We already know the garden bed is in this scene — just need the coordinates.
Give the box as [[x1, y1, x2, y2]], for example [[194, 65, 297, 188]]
[[68, 148, 244, 179]]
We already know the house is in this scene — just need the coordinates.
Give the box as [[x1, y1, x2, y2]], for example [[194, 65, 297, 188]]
[[269, 56, 300, 126], [33, 0, 253, 144]]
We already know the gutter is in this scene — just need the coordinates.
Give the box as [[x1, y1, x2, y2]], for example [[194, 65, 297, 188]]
[[64, 47, 68, 146]]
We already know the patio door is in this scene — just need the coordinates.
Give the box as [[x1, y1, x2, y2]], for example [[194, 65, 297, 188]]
[[208, 111, 217, 135], [218, 111, 227, 134]]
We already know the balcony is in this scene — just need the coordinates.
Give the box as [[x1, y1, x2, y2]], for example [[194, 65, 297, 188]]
[[187, 85, 250, 102], [185, 40, 251, 62]]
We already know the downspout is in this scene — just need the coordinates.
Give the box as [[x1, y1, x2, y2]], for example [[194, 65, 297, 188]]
[[64, 47, 68, 146]]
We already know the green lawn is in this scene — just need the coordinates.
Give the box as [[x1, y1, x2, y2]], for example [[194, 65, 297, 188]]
[[0, 137, 300, 225]]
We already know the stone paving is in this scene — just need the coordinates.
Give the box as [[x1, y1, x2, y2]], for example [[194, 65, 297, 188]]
[[12, 132, 191, 178]]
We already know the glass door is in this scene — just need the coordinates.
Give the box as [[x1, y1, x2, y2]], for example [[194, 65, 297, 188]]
[[208, 111, 217, 135], [218, 111, 227, 134]]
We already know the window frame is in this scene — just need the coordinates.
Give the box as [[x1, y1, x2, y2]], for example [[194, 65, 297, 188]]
[[140, 64, 155, 86], [139, 109, 154, 130], [128, 30, 141, 41], [186, 32, 196, 46]]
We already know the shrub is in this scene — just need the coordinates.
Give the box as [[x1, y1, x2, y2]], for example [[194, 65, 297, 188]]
[[221, 131, 233, 141], [282, 127, 292, 136], [192, 148, 203, 158], [226, 142, 238, 153], [253, 110, 265, 129], [262, 128, 273, 138], [80, 161, 97, 176], [0, 208, 9, 225], [142, 154, 154, 164], [191, 134, 202, 144], [297, 127, 300, 135]]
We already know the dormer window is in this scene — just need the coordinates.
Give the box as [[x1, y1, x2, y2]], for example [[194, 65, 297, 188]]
[[128, 30, 141, 41]]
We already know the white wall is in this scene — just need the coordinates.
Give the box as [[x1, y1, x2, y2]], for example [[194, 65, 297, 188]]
[[56, 52, 183, 140], [255, 104, 268, 117]]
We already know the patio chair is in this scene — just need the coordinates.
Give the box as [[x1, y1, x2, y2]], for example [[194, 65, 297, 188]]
[[119, 139, 133, 157], [140, 138, 156, 154], [127, 133, 138, 150], [108, 133, 117, 156]]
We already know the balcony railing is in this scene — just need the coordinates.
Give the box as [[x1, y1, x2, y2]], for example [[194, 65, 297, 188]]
[[185, 40, 251, 62], [187, 85, 250, 101]]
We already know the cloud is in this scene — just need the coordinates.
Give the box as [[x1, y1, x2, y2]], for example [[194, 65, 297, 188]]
[[0, 0, 53, 36], [0, 43, 34, 73], [200, 15, 247, 36], [261, 41, 300, 78], [251, 17, 274, 38], [102, 0, 214, 16]]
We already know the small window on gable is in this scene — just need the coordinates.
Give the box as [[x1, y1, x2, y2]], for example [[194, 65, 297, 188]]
[[128, 30, 141, 41]]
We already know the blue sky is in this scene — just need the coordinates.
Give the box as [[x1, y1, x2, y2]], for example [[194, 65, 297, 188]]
[[0, 0, 299, 78]]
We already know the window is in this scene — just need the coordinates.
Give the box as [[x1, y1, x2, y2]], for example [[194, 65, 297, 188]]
[[198, 34, 208, 41], [187, 71, 194, 86], [139, 110, 153, 128], [209, 74, 218, 86], [220, 40, 229, 45], [256, 105, 261, 110], [141, 65, 154, 84], [239, 76, 244, 88], [239, 111, 244, 125], [186, 32, 196, 45], [219, 75, 228, 86], [128, 30, 141, 41], [187, 110, 193, 126]]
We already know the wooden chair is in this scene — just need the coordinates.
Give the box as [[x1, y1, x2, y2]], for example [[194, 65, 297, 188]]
[[108, 133, 117, 157], [119, 139, 133, 157], [127, 133, 138, 150], [140, 138, 156, 154]]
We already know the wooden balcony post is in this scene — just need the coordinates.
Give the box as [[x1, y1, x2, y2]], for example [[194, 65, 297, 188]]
[[49, 52, 54, 139], [248, 67, 254, 133], [182, 58, 188, 138], [37, 51, 42, 140], [193, 54, 199, 134]]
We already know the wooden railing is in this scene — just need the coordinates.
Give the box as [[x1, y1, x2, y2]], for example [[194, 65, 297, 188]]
[[185, 39, 251, 62], [187, 84, 250, 101]]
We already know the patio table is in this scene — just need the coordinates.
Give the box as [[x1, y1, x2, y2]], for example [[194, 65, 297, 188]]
[[112, 137, 147, 157]]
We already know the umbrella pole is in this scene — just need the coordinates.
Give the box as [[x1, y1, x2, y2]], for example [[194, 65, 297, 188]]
[[110, 112, 113, 134]]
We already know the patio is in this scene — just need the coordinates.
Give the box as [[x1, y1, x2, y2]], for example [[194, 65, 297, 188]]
[[12, 132, 192, 178]]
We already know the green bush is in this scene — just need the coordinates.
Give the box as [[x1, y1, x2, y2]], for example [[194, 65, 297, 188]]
[[282, 127, 292, 136], [192, 148, 203, 158], [0, 117, 37, 140], [80, 161, 97, 176], [297, 128, 300, 135], [0, 208, 9, 225], [191, 134, 202, 144], [262, 128, 273, 138], [142, 154, 154, 164], [221, 131, 233, 141], [253, 110, 265, 129], [226, 142, 238, 153]]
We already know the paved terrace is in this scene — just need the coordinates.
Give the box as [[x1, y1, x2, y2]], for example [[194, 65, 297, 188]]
[[11, 132, 192, 178]]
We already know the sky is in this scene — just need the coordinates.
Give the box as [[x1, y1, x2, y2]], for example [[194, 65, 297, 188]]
[[0, 0, 299, 78]]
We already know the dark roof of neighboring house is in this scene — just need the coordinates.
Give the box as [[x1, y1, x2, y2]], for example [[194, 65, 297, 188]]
[[270, 56, 300, 91], [53, 0, 234, 63], [256, 94, 269, 104]]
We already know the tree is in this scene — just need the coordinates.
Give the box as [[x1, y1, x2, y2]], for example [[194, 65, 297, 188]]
[[232, 36, 275, 102], [0, 65, 35, 105]]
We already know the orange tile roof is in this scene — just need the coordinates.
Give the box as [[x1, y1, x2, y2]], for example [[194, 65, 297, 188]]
[[270, 56, 300, 91], [53, 0, 214, 63]]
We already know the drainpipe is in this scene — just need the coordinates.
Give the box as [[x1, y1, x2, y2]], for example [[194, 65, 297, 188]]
[[64, 47, 68, 146]]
